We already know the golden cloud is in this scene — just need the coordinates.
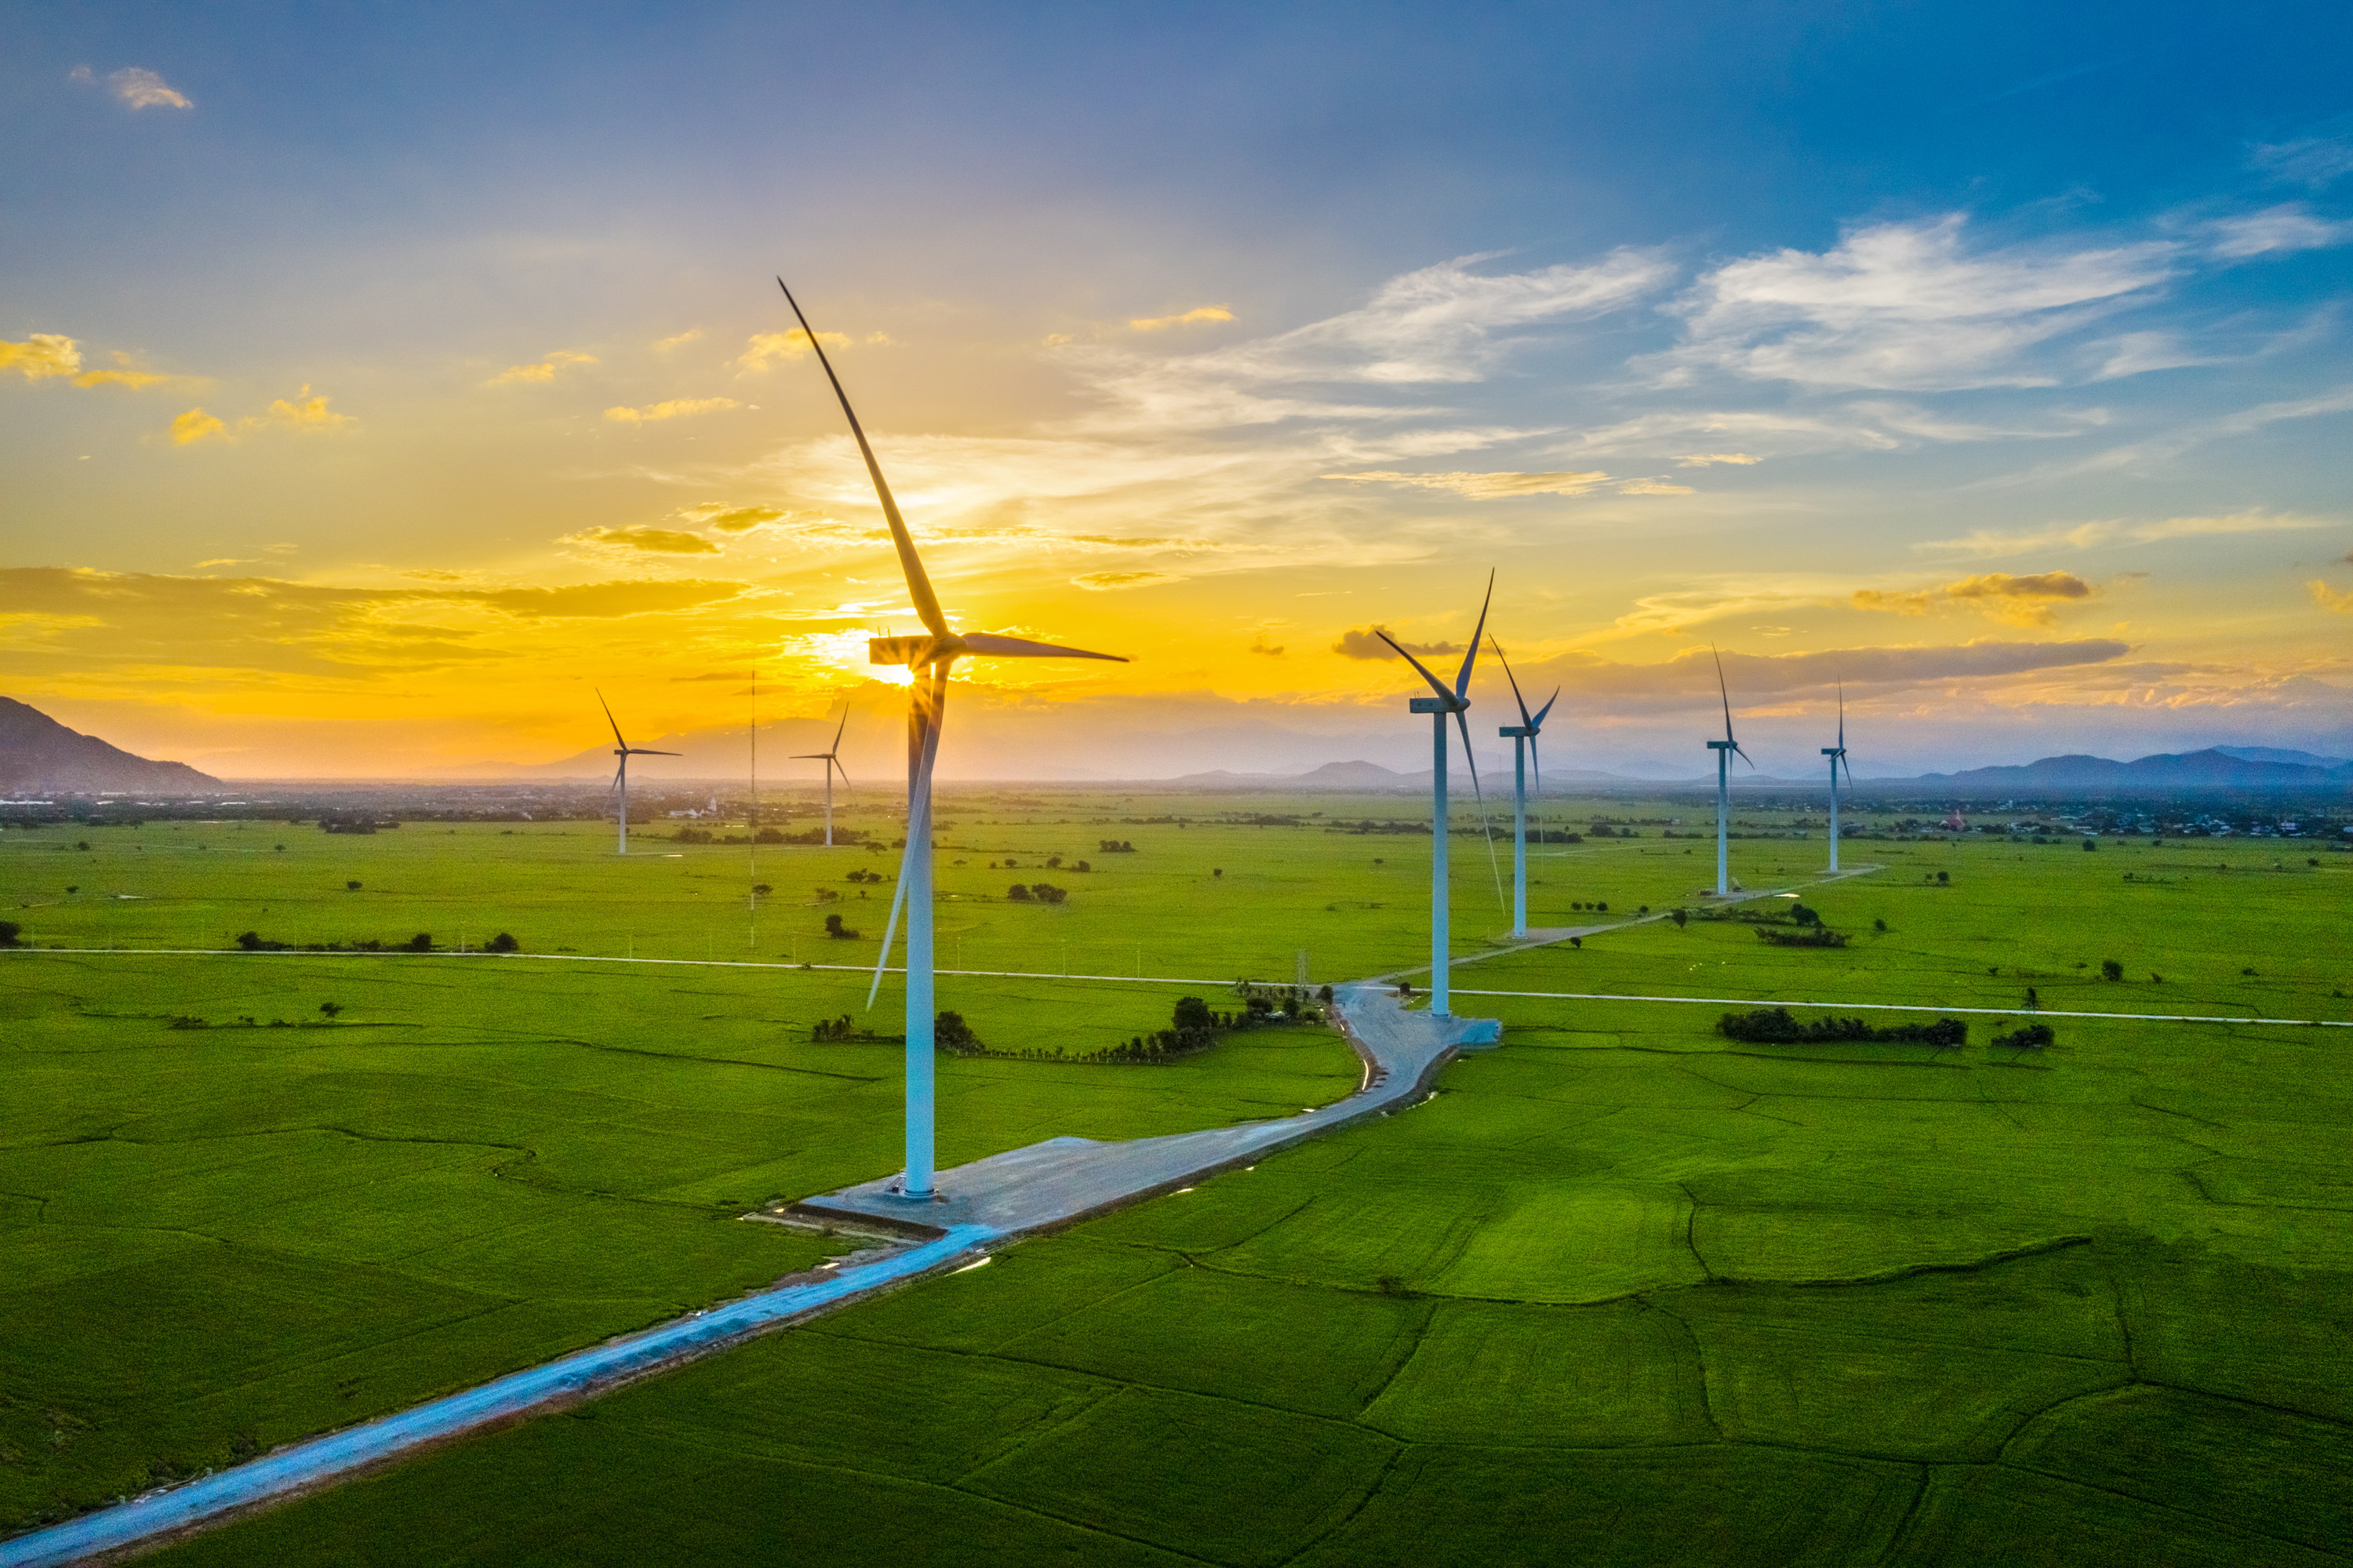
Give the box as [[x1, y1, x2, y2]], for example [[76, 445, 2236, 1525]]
[[1854, 570, 2096, 628], [1130, 305, 1235, 332], [488, 351, 597, 386], [605, 397, 742, 424], [74, 369, 169, 389], [3, 334, 82, 380], [1323, 469, 1613, 498], [1676, 453, 1761, 466], [737, 330, 850, 371], [651, 328, 705, 351], [2309, 580, 2353, 613], [1618, 480, 1695, 495], [172, 393, 354, 446], [671, 503, 802, 533], [171, 408, 227, 445], [561, 526, 722, 555], [1071, 571, 1173, 591], [1333, 627, 1462, 660]]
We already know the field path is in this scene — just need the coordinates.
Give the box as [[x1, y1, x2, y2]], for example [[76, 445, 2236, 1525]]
[[0, 982, 1488, 1568]]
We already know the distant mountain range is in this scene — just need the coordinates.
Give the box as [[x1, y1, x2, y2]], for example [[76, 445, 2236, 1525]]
[[0, 697, 2346, 796], [1161, 747, 2351, 794], [0, 697, 221, 795], [1910, 748, 2353, 792]]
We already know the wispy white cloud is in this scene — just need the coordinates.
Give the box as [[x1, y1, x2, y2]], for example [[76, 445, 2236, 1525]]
[[1917, 509, 2330, 558], [72, 65, 193, 110], [1060, 250, 1670, 430], [1321, 468, 1611, 498], [1975, 386, 2353, 486], [2249, 134, 2353, 190], [1653, 215, 2177, 391], [2207, 204, 2353, 259], [1675, 452, 1759, 466]]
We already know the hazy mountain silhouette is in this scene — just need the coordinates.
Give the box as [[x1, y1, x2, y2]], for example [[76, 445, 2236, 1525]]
[[0, 697, 221, 794]]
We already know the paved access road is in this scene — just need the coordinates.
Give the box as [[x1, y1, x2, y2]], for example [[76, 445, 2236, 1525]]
[[0, 1226, 998, 1568], [0, 984, 1486, 1568]]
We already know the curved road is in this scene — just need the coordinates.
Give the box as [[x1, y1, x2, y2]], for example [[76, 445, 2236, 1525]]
[[0, 984, 1486, 1568]]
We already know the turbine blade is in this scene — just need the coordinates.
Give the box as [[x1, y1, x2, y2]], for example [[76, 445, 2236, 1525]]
[[831, 756, 852, 791], [597, 689, 626, 751], [1375, 628, 1458, 704], [776, 280, 948, 640], [1456, 707, 1507, 916], [1711, 645, 1737, 745], [1453, 569, 1495, 700], [832, 703, 850, 751], [1529, 733, 1544, 802], [1836, 681, 1846, 750], [1734, 743, 1756, 772], [1492, 636, 1534, 730], [865, 855, 910, 1010], [633, 748, 682, 757], [1530, 688, 1560, 730], [959, 632, 1128, 662]]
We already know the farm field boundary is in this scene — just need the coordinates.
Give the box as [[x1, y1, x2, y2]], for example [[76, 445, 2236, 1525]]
[[1451, 987, 2353, 1028], [7, 948, 2344, 1028]]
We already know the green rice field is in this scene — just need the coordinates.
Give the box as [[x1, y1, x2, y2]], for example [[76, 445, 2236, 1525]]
[[4, 795, 2350, 1560]]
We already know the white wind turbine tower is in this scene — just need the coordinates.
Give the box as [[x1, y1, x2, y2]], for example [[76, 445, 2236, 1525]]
[[598, 692, 680, 856], [777, 278, 1126, 1203], [1376, 573, 1501, 1018], [1490, 638, 1558, 940], [1823, 682, 1853, 873], [1706, 647, 1753, 896], [791, 704, 853, 847]]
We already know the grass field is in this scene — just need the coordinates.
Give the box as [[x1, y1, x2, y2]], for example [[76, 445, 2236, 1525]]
[[5, 794, 2351, 1559]]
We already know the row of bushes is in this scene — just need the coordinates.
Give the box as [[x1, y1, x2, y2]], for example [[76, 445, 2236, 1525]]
[[1718, 1006, 1966, 1047], [232, 931, 520, 953], [673, 826, 870, 846]]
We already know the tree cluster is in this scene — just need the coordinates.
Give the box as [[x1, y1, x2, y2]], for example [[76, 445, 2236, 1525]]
[[1717, 1006, 1966, 1047], [1755, 927, 1850, 948], [235, 930, 436, 953], [1006, 882, 1068, 904], [1991, 1023, 2055, 1050], [1098, 839, 1138, 853]]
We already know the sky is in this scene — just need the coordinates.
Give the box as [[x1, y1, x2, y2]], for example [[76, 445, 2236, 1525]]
[[5, 1, 2351, 783]]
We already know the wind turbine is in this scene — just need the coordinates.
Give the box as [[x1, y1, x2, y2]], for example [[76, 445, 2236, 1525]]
[[1706, 647, 1752, 896], [1491, 638, 1558, 940], [1822, 682, 1852, 873], [1376, 574, 1498, 1018], [598, 692, 679, 856], [791, 703, 853, 847], [777, 278, 1126, 1202]]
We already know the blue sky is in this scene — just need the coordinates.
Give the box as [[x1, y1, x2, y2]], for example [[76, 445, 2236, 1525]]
[[4, 2, 2351, 779]]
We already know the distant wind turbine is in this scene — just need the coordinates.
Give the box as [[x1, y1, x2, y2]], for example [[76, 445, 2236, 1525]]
[[1491, 638, 1558, 940], [598, 692, 679, 857], [791, 703, 853, 847], [1377, 574, 1501, 1017], [777, 278, 1126, 1202], [1822, 682, 1853, 873], [1706, 647, 1753, 896]]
